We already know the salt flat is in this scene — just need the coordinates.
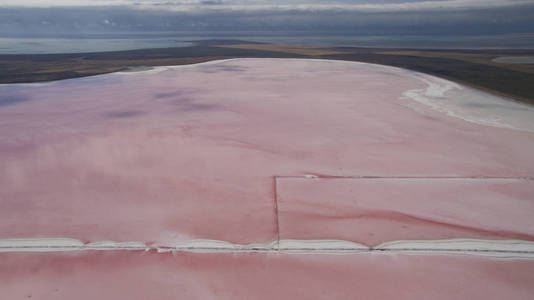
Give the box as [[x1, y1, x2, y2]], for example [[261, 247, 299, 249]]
[[1, 58, 534, 298]]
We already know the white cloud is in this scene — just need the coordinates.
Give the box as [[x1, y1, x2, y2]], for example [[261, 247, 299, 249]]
[[1, 0, 533, 13]]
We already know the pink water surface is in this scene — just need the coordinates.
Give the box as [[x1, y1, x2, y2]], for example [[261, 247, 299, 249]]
[[2, 251, 534, 300], [1, 58, 534, 245], [2, 58, 534, 298], [277, 177, 534, 245]]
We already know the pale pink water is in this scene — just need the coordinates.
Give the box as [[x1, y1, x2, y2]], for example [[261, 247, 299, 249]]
[[277, 177, 534, 245], [2, 251, 534, 300], [1, 59, 534, 298]]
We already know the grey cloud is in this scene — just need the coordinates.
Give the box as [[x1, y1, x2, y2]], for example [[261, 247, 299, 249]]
[[1, 1, 534, 37], [1, 0, 532, 12]]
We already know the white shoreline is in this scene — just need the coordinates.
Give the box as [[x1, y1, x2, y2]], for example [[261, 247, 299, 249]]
[[1, 238, 534, 258], [401, 70, 534, 132]]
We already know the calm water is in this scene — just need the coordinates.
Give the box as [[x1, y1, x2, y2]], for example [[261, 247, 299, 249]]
[[0, 38, 192, 54], [1, 33, 534, 54]]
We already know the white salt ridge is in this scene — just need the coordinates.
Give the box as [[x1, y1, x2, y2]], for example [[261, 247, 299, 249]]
[[85, 241, 148, 250], [116, 59, 239, 75], [402, 71, 534, 132], [0, 238, 84, 251], [278, 239, 368, 254], [0, 238, 146, 252], [157, 239, 274, 253], [376, 239, 534, 258], [2, 238, 534, 258]]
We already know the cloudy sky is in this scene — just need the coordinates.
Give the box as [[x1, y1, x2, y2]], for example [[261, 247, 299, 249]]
[[1, 0, 534, 37]]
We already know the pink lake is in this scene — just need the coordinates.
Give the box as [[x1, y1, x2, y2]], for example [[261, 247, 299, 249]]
[[1, 58, 534, 298], [2, 251, 534, 300]]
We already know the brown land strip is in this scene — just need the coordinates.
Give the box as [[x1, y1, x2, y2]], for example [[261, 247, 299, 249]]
[[376, 50, 534, 74], [219, 43, 349, 56], [1, 41, 533, 105]]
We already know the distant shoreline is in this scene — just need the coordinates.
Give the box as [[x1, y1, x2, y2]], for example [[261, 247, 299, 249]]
[[1, 40, 533, 105]]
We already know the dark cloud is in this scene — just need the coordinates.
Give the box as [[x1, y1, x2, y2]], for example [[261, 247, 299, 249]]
[[1, 1, 534, 37]]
